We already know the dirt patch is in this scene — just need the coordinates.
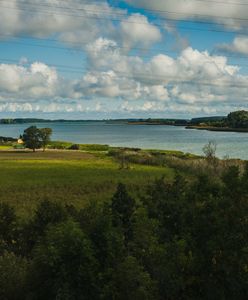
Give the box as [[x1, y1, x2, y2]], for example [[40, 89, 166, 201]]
[[0, 149, 94, 160]]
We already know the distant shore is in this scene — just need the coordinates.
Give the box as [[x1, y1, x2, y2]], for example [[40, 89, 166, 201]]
[[127, 122, 248, 132], [185, 126, 248, 133], [127, 122, 186, 126]]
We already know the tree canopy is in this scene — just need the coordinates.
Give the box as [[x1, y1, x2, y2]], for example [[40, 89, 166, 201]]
[[227, 110, 248, 128], [22, 126, 52, 152]]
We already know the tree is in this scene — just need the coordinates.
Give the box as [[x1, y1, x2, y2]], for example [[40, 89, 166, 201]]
[[203, 140, 218, 169], [22, 126, 52, 152], [227, 110, 248, 128], [29, 220, 99, 300], [39, 128, 52, 152], [21, 200, 68, 255], [111, 183, 135, 246], [0, 251, 28, 300], [0, 203, 17, 253], [112, 256, 157, 300], [203, 140, 217, 159], [22, 126, 42, 152]]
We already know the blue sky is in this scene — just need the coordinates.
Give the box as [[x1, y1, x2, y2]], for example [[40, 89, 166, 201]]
[[0, 0, 248, 119]]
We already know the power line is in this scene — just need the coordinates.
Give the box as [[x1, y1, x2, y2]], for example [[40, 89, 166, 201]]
[[1, 1, 248, 32], [114, 1, 248, 20], [185, 0, 248, 6], [2, 35, 248, 63], [1, 3, 248, 41]]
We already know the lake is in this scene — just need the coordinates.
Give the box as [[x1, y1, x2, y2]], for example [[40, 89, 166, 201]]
[[0, 122, 247, 160]]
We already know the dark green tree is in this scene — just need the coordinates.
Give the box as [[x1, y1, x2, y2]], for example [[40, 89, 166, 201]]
[[0, 203, 17, 253], [227, 110, 248, 128], [0, 251, 28, 300], [22, 126, 42, 152], [111, 183, 135, 246], [112, 256, 158, 300], [39, 128, 52, 152], [20, 200, 68, 255], [28, 220, 99, 300]]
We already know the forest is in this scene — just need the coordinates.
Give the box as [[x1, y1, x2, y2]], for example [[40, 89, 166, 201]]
[[1, 161, 247, 299]]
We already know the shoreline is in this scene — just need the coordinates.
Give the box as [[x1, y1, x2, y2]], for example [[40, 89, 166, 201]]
[[185, 126, 248, 133], [126, 122, 248, 132]]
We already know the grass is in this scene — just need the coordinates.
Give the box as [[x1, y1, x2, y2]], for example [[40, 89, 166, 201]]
[[48, 141, 110, 152], [0, 145, 12, 150], [0, 149, 174, 218]]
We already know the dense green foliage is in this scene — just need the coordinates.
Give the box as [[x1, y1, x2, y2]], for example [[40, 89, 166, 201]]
[[39, 128, 53, 151], [227, 110, 248, 128], [23, 126, 53, 152], [0, 162, 247, 299], [190, 116, 226, 125], [22, 126, 42, 152], [189, 110, 248, 129]]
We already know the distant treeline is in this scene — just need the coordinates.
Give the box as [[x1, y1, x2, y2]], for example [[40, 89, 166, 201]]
[[1, 110, 248, 129], [127, 116, 227, 126], [128, 110, 248, 129], [0, 136, 17, 144], [0, 118, 103, 124]]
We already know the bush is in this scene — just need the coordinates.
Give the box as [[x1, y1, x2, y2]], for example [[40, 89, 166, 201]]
[[79, 144, 109, 151], [69, 144, 80, 150], [48, 141, 72, 149]]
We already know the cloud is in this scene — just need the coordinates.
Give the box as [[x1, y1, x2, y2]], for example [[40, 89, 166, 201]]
[[0, 43, 247, 116], [217, 36, 248, 56], [0, 0, 126, 47], [0, 62, 59, 98], [120, 13, 161, 49], [164, 22, 189, 50], [0, 1, 163, 53], [125, 0, 248, 30]]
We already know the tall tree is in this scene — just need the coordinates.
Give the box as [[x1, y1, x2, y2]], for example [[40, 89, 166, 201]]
[[39, 128, 52, 152], [112, 256, 158, 300], [29, 220, 99, 300], [111, 183, 135, 247], [22, 126, 41, 152]]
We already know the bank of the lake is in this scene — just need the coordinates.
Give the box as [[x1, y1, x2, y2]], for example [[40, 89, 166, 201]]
[[0, 121, 248, 160], [186, 125, 248, 133]]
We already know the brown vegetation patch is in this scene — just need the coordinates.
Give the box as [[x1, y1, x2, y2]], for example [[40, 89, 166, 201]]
[[0, 149, 94, 160]]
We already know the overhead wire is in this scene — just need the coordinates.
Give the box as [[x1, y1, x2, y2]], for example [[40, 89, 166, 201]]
[[1, 35, 248, 63], [1, 0, 248, 34]]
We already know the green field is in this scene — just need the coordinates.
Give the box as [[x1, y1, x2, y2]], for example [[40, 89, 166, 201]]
[[0, 150, 174, 218]]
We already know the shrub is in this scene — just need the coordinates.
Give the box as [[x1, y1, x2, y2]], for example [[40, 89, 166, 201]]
[[69, 144, 80, 150], [79, 144, 110, 151]]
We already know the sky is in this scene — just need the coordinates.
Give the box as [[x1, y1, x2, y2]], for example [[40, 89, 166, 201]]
[[0, 0, 248, 119]]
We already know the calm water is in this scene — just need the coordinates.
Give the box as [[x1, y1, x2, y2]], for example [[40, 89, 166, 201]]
[[0, 122, 247, 160]]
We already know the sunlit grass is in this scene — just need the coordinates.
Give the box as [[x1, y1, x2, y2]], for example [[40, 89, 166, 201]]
[[0, 145, 12, 150], [0, 151, 174, 218]]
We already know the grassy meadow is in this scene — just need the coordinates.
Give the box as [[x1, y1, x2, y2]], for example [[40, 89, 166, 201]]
[[0, 148, 174, 218]]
